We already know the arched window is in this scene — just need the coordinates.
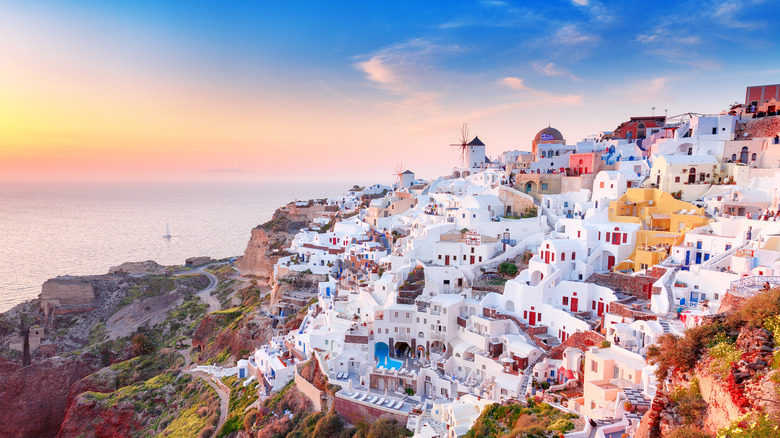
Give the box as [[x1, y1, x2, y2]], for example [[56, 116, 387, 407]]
[[752, 153, 757, 161], [572, 252, 576, 259], [418, 331, 424, 338], [731, 154, 737, 162], [561, 253, 566, 261]]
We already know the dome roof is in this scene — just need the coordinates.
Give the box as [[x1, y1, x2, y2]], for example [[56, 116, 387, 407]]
[[533, 126, 564, 142]]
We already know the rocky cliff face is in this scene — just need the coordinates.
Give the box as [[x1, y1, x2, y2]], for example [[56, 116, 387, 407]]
[[0, 355, 101, 438], [236, 208, 308, 283]]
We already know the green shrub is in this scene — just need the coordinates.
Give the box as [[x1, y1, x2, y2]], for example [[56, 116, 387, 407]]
[[498, 262, 518, 276]]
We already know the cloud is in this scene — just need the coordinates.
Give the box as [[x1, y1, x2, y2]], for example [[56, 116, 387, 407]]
[[636, 25, 700, 45], [496, 76, 583, 106], [553, 25, 599, 45], [572, 0, 588, 5], [532, 62, 580, 82], [499, 77, 529, 90], [712, 0, 766, 29], [610, 76, 671, 103]]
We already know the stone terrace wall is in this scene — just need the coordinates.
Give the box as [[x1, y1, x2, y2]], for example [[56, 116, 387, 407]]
[[294, 367, 324, 411], [333, 393, 409, 426], [586, 271, 658, 300], [548, 331, 606, 360], [608, 302, 657, 322]]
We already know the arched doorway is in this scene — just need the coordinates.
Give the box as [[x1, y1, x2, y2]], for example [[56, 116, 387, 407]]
[[506, 300, 515, 312], [394, 341, 411, 357], [531, 270, 544, 285], [688, 167, 696, 184], [740, 146, 749, 164]]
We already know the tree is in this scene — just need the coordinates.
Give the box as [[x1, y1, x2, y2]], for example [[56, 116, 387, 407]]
[[131, 333, 154, 356]]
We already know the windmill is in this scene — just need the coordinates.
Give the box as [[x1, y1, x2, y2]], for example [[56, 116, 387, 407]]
[[392, 164, 406, 188], [450, 123, 470, 166]]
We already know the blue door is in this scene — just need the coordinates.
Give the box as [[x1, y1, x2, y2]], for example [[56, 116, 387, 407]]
[[685, 251, 690, 265], [690, 292, 699, 304], [695, 252, 702, 264]]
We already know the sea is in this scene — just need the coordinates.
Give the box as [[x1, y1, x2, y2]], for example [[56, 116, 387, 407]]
[[0, 180, 355, 313]]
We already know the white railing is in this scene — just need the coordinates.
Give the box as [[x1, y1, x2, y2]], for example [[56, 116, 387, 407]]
[[730, 276, 780, 297]]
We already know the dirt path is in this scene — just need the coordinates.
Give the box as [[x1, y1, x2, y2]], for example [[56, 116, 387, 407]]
[[188, 370, 230, 438], [189, 266, 221, 313]]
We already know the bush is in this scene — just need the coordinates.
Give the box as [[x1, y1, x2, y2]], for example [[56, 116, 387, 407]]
[[243, 408, 258, 431], [671, 379, 706, 425], [709, 342, 741, 378], [669, 426, 711, 438], [498, 262, 518, 277]]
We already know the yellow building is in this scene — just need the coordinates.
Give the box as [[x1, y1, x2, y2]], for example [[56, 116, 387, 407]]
[[609, 188, 709, 272]]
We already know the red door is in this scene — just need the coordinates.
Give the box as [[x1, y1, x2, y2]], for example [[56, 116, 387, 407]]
[[470, 256, 475, 264], [445, 255, 450, 265], [570, 297, 578, 312], [544, 251, 550, 263], [607, 255, 615, 269], [597, 302, 604, 317], [529, 312, 536, 326], [612, 233, 620, 245]]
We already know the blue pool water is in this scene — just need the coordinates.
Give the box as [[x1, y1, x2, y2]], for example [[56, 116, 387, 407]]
[[374, 342, 403, 370]]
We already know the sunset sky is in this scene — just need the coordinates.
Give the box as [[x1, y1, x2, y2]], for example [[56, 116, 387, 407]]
[[2, 1, 780, 182]]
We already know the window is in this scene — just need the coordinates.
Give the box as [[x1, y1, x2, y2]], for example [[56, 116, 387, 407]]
[[417, 317, 420, 323], [561, 253, 566, 261], [438, 255, 442, 260], [563, 297, 569, 305], [752, 153, 757, 161], [613, 366, 620, 379], [591, 360, 598, 372], [572, 252, 576, 259], [600, 181, 605, 188], [541, 183, 549, 190], [577, 231, 581, 238], [675, 176, 680, 183]]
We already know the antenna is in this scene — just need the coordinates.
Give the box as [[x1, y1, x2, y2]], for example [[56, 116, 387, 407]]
[[450, 123, 470, 166]]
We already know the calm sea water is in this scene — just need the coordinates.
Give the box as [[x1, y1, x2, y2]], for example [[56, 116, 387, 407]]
[[0, 180, 353, 312]]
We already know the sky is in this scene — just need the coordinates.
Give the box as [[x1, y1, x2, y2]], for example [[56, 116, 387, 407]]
[[1, 0, 780, 183]]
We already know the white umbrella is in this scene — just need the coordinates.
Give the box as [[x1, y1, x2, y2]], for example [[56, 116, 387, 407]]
[[384, 386, 388, 398], [347, 379, 353, 392]]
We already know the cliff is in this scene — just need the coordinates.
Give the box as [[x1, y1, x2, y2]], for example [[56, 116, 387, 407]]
[[0, 355, 102, 438], [235, 206, 310, 282]]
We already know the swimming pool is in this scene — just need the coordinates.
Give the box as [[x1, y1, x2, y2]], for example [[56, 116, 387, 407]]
[[374, 342, 403, 370]]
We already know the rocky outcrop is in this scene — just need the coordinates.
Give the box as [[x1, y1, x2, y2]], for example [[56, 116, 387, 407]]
[[107, 260, 166, 276], [58, 397, 140, 438], [236, 208, 308, 282], [0, 355, 101, 438]]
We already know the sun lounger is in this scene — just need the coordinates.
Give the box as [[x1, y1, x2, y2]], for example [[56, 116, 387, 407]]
[[367, 396, 377, 403], [384, 399, 393, 406], [351, 392, 361, 399], [376, 397, 385, 405], [395, 401, 404, 410], [358, 393, 368, 401]]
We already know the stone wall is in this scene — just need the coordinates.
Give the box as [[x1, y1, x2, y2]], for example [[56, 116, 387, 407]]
[[333, 392, 410, 426], [40, 277, 96, 310], [586, 271, 658, 300], [294, 367, 324, 411], [717, 291, 748, 314], [548, 331, 606, 360], [608, 302, 657, 322]]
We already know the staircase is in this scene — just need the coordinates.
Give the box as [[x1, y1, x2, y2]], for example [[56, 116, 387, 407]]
[[659, 320, 670, 334], [662, 267, 679, 318]]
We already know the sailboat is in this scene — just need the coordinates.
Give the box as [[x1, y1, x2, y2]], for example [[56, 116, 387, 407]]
[[163, 222, 172, 239]]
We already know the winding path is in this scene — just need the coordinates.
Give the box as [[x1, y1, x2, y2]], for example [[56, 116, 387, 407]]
[[177, 263, 230, 437], [188, 370, 230, 438], [186, 265, 221, 313]]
